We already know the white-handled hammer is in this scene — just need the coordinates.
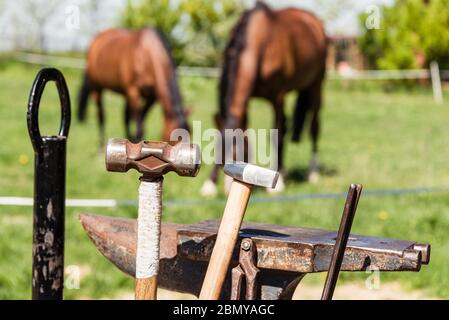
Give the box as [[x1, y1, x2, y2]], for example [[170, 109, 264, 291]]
[[199, 162, 279, 300]]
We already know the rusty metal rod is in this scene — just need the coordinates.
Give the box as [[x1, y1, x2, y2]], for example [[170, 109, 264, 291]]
[[321, 184, 362, 300]]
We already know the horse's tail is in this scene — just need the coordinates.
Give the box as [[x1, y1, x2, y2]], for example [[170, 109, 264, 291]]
[[291, 91, 309, 142], [77, 71, 90, 122]]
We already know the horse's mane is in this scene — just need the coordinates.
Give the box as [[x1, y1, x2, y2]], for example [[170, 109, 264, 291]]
[[219, 1, 273, 121], [153, 29, 187, 128]]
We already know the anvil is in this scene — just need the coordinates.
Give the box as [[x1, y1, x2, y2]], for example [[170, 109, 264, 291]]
[[79, 213, 430, 300]]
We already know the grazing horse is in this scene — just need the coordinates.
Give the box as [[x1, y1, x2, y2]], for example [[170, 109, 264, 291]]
[[78, 27, 190, 145], [201, 3, 327, 196]]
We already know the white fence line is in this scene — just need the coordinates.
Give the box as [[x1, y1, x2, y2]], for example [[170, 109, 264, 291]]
[[15, 52, 86, 69], [178, 65, 221, 78], [332, 69, 430, 80], [10, 52, 447, 102], [13, 52, 224, 78], [2, 184, 449, 208], [0, 196, 119, 207], [11, 51, 449, 79]]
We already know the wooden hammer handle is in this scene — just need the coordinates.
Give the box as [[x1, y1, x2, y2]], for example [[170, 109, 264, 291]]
[[135, 277, 157, 300], [199, 180, 252, 300]]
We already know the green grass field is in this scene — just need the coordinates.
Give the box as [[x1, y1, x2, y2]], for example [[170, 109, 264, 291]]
[[0, 61, 448, 299]]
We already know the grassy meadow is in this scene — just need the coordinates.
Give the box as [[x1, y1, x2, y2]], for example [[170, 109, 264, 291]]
[[0, 61, 448, 299]]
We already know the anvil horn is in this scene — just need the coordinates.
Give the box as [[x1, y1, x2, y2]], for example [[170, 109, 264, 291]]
[[79, 213, 208, 296]]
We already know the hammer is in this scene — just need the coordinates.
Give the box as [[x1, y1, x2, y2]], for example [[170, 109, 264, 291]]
[[106, 138, 201, 300], [199, 162, 279, 300]]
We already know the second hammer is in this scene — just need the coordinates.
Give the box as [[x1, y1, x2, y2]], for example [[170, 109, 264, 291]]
[[199, 162, 279, 300]]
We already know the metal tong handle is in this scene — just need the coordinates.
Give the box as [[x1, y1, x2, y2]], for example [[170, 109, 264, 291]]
[[230, 238, 259, 300]]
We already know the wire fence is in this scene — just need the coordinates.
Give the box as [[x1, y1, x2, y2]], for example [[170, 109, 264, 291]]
[[11, 51, 448, 103], [1, 185, 448, 208], [11, 51, 449, 80]]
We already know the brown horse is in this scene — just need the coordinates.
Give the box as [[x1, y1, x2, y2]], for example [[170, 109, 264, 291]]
[[78, 27, 190, 145], [201, 3, 327, 195]]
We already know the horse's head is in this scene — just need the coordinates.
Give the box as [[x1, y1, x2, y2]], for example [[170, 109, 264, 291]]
[[214, 112, 225, 132], [163, 106, 192, 142]]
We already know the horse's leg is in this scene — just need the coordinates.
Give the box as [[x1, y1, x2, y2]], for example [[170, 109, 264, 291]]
[[200, 164, 221, 197], [136, 93, 156, 140], [222, 112, 250, 194], [200, 112, 247, 197], [93, 90, 105, 149], [292, 90, 310, 143], [308, 81, 323, 183], [126, 87, 142, 142], [268, 96, 286, 193], [124, 103, 131, 140], [201, 115, 226, 197], [200, 114, 226, 197], [201, 128, 229, 197]]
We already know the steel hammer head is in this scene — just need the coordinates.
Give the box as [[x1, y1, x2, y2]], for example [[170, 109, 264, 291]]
[[106, 138, 201, 177], [224, 162, 279, 188]]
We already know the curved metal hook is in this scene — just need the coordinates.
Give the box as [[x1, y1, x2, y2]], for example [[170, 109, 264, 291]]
[[27, 68, 71, 152]]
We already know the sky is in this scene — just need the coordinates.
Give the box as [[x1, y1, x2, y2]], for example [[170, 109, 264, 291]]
[[0, 0, 393, 52]]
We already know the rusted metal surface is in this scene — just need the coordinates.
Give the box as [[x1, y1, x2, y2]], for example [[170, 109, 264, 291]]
[[177, 220, 429, 272], [322, 184, 362, 300], [80, 214, 430, 275], [231, 239, 260, 300], [28, 68, 71, 300]]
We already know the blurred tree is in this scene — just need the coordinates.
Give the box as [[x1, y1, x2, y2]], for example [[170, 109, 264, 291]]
[[121, 0, 243, 66], [21, 0, 63, 52], [122, 0, 183, 60], [421, 0, 449, 69], [88, 0, 101, 34], [359, 0, 449, 69], [315, 0, 351, 34], [180, 0, 242, 66]]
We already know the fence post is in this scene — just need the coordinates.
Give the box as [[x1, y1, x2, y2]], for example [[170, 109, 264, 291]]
[[430, 61, 443, 105]]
